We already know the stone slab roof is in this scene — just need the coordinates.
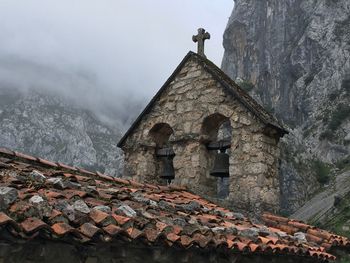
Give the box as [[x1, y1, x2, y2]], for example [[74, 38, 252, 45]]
[[118, 51, 288, 147], [0, 147, 345, 262]]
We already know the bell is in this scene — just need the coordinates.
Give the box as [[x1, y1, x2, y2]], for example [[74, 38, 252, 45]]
[[210, 149, 229, 178], [160, 156, 175, 181]]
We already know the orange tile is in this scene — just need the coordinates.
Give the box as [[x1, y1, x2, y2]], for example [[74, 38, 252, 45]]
[[38, 158, 58, 167], [78, 223, 101, 238], [226, 239, 234, 249], [0, 148, 14, 155], [103, 224, 122, 236], [63, 189, 87, 199], [0, 212, 14, 225], [180, 235, 194, 247], [51, 222, 74, 236], [57, 163, 77, 171], [307, 228, 331, 240], [262, 213, 289, 224], [156, 221, 168, 232], [249, 243, 261, 252], [306, 233, 323, 244], [96, 172, 114, 181], [114, 177, 130, 185], [172, 225, 183, 235], [84, 198, 106, 207], [21, 217, 48, 233], [126, 227, 143, 239], [233, 241, 249, 252], [258, 236, 274, 245], [128, 180, 144, 188], [288, 220, 310, 231], [144, 228, 161, 242], [192, 233, 210, 248], [90, 209, 109, 224], [112, 214, 131, 225], [167, 233, 180, 242], [48, 209, 62, 220], [277, 224, 298, 235], [14, 151, 37, 161], [77, 167, 95, 176], [45, 191, 64, 199]]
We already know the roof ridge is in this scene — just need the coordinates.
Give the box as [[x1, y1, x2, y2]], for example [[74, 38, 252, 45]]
[[0, 147, 186, 192]]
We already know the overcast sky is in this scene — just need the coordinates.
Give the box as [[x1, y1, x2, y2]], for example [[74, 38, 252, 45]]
[[0, 0, 234, 125]]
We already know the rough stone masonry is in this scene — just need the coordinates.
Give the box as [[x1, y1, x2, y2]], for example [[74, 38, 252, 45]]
[[118, 48, 287, 215]]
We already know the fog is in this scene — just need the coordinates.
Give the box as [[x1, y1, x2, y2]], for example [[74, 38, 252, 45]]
[[0, 1, 233, 127]]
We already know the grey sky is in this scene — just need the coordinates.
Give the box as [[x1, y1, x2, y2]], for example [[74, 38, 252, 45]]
[[0, 0, 234, 125]]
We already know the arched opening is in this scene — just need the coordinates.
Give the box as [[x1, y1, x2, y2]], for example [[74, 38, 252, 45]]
[[202, 113, 229, 142], [149, 123, 175, 184], [201, 113, 232, 199], [216, 120, 232, 198], [149, 123, 173, 148]]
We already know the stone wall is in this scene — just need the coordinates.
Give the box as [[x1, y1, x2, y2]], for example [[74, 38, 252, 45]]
[[0, 240, 320, 263], [122, 56, 281, 214]]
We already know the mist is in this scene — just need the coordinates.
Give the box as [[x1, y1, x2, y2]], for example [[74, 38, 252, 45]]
[[0, 0, 233, 128]]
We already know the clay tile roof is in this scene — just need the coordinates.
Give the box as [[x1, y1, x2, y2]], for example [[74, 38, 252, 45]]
[[21, 217, 48, 233], [0, 147, 347, 262], [117, 51, 288, 147], [51, 222, 74, 236]]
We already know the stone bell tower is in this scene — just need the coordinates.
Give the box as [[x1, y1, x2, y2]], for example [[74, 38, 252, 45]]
[[118, 29, 287, 214]]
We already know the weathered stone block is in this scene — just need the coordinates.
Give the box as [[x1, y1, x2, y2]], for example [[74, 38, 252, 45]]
[[0, 187, 18, 211]]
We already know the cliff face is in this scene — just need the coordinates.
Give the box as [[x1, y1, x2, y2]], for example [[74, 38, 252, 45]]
[[222, 0, 350, 213], [0, 88, 123, 176]]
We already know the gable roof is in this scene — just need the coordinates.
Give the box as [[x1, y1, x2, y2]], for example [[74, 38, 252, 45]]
[[118, 51, 288, 147], [0, 147, 346, 261]]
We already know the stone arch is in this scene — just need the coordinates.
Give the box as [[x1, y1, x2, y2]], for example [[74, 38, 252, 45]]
[[199, 113, 232, 198], [149, 123, 174, 147], [148, 123, 175, 184], [202, 113, 230, 142]]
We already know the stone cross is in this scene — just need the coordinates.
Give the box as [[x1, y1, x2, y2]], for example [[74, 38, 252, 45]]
[[192, 28, 210, 57]]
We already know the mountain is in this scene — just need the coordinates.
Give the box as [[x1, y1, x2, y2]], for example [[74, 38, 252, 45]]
[[0, 87, 124, 176], [222, 0, 350, 214]]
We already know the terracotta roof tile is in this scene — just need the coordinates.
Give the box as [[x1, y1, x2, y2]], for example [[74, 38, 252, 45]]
[[156, 221, 168, 232], [249, 243, 261, 252], [51, 222, 74, 236], [38, 158, 58, 167], [21, 217, 48, 233], [0, 147, 14, 155], [307, 228, 332, 240], [144, 228, 161, 242], [77, 167, 95, 176], [234, 241, 249, 252], [96, 172, 114, 181], [89, 209, 109, 225], [103, 224, 122, 236], [288, 220, 310, 231], [0, 212, 14, 225], [0, 148, 346, 262], [112, 214, 131, 226], [14, 151, 38, 161], [126, 227, 143, 239], [63, 189, 87, 199], [166, 232, 180, 242], [57, 162, 77, 171], [180, 235, 194, 247], [277, 224, 298, 235], [78, 223, 101, 238]]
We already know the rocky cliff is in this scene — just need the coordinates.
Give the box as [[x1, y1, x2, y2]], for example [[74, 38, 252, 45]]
[[222, 0, 350, 213], [0, 87, 123, 176]]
